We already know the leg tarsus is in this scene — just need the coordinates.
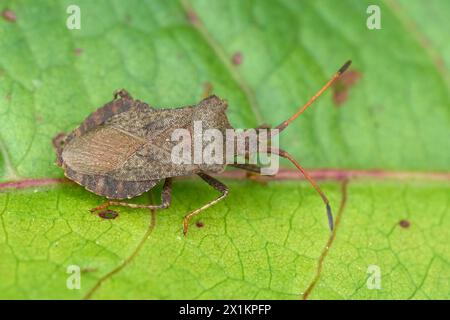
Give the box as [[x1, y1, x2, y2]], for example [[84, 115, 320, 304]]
[[183, 172, 229, 236], [89, 202, 110, 213]]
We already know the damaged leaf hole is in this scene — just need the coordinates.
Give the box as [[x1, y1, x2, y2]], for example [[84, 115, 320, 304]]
[[53, 62, 352, 235]]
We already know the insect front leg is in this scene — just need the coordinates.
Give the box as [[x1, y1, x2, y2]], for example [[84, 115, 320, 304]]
[[230, 163, 261, 173], [230, 163, 270, 185], [90, 178, 172, 213], [183, 172, 229, 236], [232, 124, 274, 184]]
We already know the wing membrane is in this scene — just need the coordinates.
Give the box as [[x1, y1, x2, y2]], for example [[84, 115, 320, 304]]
[[62, 126, 145, 175]]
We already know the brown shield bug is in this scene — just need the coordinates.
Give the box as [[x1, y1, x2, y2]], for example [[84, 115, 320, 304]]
[[53, 61, 351, 235]]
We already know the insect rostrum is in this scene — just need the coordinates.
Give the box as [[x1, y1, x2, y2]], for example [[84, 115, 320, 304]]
[[53, 61, 351, 235]]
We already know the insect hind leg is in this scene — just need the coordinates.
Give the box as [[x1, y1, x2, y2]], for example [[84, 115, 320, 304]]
[[90, 178, 172, 213]]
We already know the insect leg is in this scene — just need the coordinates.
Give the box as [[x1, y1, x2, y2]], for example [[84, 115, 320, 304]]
[[232, 124, 270, 180], [267, 147, 334, 231], [230, 163, 261, 173], [232, 124, 272, 178], [113, 88, 133, 100], [183, 172, 229, 236], [90, 178, 172, 212], [230, 163, 272, 184]]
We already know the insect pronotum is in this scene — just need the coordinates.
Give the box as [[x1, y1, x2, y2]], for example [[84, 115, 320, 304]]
[[53, 60, 351, 235]]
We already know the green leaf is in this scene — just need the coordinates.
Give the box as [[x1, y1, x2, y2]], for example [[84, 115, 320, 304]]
[[0, 180, 448, 299], [0, 0, 449, 299]]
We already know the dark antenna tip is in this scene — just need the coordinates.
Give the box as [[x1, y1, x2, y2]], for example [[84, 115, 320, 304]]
[[338, 60, 352, 75], [326, 203, 334, 231]]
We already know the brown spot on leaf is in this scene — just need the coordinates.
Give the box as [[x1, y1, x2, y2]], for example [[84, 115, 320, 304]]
[[186, 9, 198, 24], [332, 70, 361, 106], [98, 209, 119, 220], [74, 48, 83, 56], [232, 52, 243, 65], [2, 9, 16, 23], [195, 221, 204, 228], [81, 267, 97, 273], [399, 219, 410, 228]]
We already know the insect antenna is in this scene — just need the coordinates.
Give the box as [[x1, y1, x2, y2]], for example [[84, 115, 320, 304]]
[[268, 147, 334, 230], [274, 60, 351, 134], [269, 61, 351, 231]]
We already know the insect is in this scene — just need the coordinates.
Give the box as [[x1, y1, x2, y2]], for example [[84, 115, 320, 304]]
[[53, 61, 351, 235]]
